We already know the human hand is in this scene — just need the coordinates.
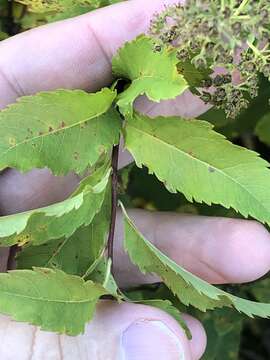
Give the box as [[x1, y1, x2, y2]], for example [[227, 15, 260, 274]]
[[0, 1, 270, 359]]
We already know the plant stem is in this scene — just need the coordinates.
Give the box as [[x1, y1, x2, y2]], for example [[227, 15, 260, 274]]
[[107, 144, 120, 275], [6, 0, 18, 35]]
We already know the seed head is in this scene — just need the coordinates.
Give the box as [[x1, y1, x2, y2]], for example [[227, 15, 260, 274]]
[[150, 0, 270, 118]]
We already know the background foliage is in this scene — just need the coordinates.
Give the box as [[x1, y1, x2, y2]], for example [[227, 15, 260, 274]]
[[0, 1, 270, 359]]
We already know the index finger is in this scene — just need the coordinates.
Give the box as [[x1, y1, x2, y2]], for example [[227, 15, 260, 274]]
[[0, 0, 176, 108]]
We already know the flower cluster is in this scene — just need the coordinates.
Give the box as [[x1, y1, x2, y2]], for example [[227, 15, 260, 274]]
[[150, 0, 270, 118]]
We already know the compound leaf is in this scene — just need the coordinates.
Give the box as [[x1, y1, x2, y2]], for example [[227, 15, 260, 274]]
[[0, 267, 106, 335], [124, 112, 270, 226], [112, 35, 188, 115], [0, 88, 120, 175], [122, 203, 270, 318], [0, 162, 111, 247]]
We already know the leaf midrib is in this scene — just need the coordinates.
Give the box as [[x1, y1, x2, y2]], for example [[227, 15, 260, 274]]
[[127, 124, 268, 217], [1, 106, 110, 157], [0, 288, 101, 304], [131, 74, 185, 86]]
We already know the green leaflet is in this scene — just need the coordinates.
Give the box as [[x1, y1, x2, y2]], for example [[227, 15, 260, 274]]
[[88, 258, 119, 297], [0, 88, 120, 175], [255, 113, 270, 146], [16, 186, 111, 275], [0, 267, 106, 335], [0, 163, 111, 247], [124, 112, 270, 226], [177, 61, 213, 95], [112, 35, 188, 115], [121, 203, 270, 317]]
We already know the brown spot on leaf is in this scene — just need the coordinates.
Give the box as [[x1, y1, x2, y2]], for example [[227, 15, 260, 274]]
[[17, 234, 31, 246], [80, 121, 87, 129], [48, 126, 53, 132], [8, 137, 16, 146], [99, 145, 106, 155], [38, 131, 44, 136], [40, 269, 50, 274], [73, 152, 79, 160]]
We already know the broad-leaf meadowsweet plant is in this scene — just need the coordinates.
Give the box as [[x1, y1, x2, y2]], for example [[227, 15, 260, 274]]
[[0, 1, 270, 355]]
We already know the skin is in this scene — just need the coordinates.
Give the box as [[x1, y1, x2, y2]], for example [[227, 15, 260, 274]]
[[0, 0, 269, 358]]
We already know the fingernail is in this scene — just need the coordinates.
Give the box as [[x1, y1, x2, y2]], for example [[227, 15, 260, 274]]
[[122, 320, 185, 360]]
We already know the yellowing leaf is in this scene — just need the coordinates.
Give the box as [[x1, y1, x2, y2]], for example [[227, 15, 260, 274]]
[[0, 163, 111, 247], [112, 35, 188, 115], [0, 267, 106, 335], [122, 203, 270, 318], [17, 186, 111, 275], [0, 88, 120, 175], [124, 112, 270, 226]]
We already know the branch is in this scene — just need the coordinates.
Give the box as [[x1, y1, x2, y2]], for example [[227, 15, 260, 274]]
[[107, 144, 120, 275]]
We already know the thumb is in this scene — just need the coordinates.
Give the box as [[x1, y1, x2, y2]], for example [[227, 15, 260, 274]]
[[0, 301, 206, 359]]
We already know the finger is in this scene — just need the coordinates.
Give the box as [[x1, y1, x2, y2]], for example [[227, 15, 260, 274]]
[[114, 209, 270, 287], [182, 314, 207, 360], [0, 0, 178, 108], [0, 302, 206, 360], [135, 90, 211, 119], [0, 168, 80, 215], [0, 170, 270, 286], [0, 168, 80, 271]]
